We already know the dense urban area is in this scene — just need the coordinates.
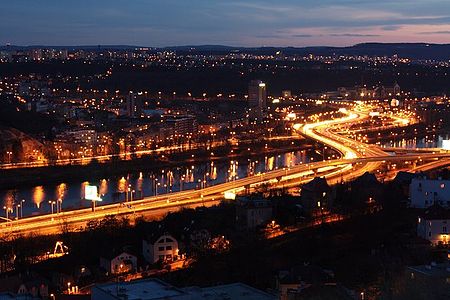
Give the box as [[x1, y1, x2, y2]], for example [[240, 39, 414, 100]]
[[0, 43, 450, 300]]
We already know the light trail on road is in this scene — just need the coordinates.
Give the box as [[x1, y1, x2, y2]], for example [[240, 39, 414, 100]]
[[1, 105, 449, 238]]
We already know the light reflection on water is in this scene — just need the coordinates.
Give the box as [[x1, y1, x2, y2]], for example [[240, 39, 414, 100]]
[[56, 183, 67, 201], [32, 186, 45, 209], [383, 134, 449, 149], [99, 179, 108, 196], [1, 150, 313, 217]]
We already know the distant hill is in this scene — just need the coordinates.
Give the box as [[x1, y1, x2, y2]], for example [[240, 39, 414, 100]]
[[2, 43, 450, 60], [166, 43, 450, 60], [0, 45, 145, 51]]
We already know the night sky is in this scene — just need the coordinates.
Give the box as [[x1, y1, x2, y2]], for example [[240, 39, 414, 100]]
[[1, 0, 450, 47]]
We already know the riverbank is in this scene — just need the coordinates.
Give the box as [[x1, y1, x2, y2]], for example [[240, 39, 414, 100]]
[[0, 137, 317, 190]]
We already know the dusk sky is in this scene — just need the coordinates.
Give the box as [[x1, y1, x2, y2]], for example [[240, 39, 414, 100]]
[[2, 0, 450, 47]]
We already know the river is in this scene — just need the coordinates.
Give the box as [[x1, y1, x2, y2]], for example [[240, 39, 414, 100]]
[[382, 133, 450, 149], [1, 149, 317, 218]]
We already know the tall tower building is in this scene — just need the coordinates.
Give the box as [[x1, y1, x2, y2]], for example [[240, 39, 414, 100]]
[[248, 80, 267, 118], [126, 92, 143, 118]]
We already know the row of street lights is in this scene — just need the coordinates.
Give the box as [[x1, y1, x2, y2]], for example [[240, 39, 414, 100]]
[[3, 199, 25, 220], [49, 198, 63, 215], [3, 198, 65, 223]]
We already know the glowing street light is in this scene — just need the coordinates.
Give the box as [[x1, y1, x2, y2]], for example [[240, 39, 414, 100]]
[[49, 201, 56, 215], [20, 199, 25, 218], [6, 151, 12, 163], [57, 198, 63, 214], [3, 206, 12, 220]]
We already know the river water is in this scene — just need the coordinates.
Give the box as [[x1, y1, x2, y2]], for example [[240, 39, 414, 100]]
[[1, 150, 316, 218], [382, 133, 450, 149]]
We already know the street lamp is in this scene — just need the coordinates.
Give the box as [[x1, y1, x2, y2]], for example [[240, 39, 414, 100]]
[[20, 199, 25, 218], [49, 201, 56, 215], [126, 184, 131, 202], [6, 151, 12, 164], [15, 203, 20, 220], [180, 175, 184, 191], [57, 198, 63, 213], [3, 206, 12, 220], [156, 182, 161, 196]]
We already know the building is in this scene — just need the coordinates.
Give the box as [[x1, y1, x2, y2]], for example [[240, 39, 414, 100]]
[[300, 177, 333, 212], [417, 204, 450, 245], [248, 80, 267, 118], [275, 265, 342, 300], [282, 90, 292, 98], [30, 49, 43, 61], [392, 171, 421, 197], [100, 251, 137, 275], [410, 178, 450, 208], [405, 260, 450, 298], [275, 264, 334, 300], [65, 129, 97, 145], [184, 283, 276, 300], [0, 273, 49, 299], [142, 234, 179, 264], [92, 278, 186, 300], [162, 114, 197, 138], [27, 98, 49, 113], [235, 196, 273, 229], [350, 172, 382, 206], [126, 92, 143, 118], [91, 278, 276, 300]]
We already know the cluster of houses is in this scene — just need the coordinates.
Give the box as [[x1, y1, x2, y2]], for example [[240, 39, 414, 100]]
[[1, 171, 449, 299], [0, 233, 181, 298], [295, 172, 450, 247], [100, 233, 180, 275], [236, 170, 450, 247], [409, 176, 450, 246]]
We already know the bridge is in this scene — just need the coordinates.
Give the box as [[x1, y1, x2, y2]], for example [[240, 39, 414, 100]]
[[1, 106, 449, 238]]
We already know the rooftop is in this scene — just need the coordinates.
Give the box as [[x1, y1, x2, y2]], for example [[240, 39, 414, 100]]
[[92, 279, 276, 300], [92, 278, 187, 300], [302, 177, 330, 193], [408, 263, 450, 279], [184, 283, 276, 300], [422, 203, 450, 220]]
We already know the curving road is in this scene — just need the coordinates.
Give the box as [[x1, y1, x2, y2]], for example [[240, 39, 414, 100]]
[[1, 107, 449, 238]]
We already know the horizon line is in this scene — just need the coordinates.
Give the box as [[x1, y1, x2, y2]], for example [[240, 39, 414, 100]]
[[2, 42, 450, 49]]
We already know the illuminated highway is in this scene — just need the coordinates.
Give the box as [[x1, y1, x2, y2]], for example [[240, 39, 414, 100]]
[[1, 106, 449, 238]]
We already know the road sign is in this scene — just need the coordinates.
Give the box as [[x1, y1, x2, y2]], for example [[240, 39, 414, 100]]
[[84, 185, 102, 201]]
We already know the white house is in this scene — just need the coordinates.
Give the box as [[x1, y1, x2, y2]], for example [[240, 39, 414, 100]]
[[410, 178, 450, 208], [143, 234, 179, 264], [417, 204, 450, 245], [100, 251, 137, 275]]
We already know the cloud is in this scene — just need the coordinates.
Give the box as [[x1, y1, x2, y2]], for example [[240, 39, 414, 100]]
[[1, 0, 450, 46], [329, 33, 381, 37], [418, 30, 450, 34], [381, 25, 402, 31], [292, 34, 314, 38]]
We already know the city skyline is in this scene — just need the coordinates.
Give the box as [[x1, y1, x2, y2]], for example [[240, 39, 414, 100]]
[[2, 0, 450, 47], [1, 1, 450, 297]]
